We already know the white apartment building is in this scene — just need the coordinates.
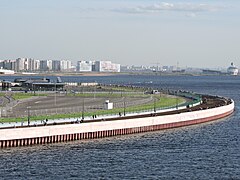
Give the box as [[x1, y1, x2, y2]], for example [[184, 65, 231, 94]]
[[95, 61, 120, 72], [77, 61, 93, 72], [60, 60, 71, 71], [28, 59, 40, 71], [16, 58, 36, 71], [16, 58, 26, 71], [0, 58, 121, 73]]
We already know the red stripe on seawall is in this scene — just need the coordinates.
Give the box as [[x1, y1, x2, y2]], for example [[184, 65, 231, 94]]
[[165, 109, 234, 129], [0, 109, 234, 148]]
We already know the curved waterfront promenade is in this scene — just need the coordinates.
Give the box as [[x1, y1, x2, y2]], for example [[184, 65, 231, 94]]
[[0, 94, 234, 148]]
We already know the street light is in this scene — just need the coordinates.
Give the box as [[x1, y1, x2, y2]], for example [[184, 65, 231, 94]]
[[33, 84, 36, 96], [123, 97, 126, 116], [154, 97, 156, 112], [82, 97, 85, 120], [94, 84, 96, 99], [176, 91, 178, 110], [55, 82, 57, 106], [27, 106, 30, 126]]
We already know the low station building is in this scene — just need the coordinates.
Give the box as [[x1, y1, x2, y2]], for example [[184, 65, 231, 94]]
[[0, 77, 65, 91], [15, 78, 65, 91]]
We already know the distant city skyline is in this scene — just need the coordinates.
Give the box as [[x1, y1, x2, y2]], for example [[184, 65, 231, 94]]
[[0, 0, 239, 68], [0, 58, 121, 73]]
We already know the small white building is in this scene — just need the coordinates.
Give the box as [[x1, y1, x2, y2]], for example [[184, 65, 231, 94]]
[[104, 100, 113, 110]]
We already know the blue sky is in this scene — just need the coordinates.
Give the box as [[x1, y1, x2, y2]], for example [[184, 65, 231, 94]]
[[0, 0, 239, 68]]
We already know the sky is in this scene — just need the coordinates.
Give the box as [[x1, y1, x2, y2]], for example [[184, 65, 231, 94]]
[[0, 0, 240, 68]]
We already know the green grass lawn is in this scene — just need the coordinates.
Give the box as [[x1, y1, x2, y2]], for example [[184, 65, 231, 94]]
[[12, 93, 47, 100], [67, 92, 148, 98], [101, 86, 144, 92], [0, 92, 46, 100]]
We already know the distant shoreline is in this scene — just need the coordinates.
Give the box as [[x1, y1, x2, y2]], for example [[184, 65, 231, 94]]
[[0, 72, 238, 77], [0, 72, 120, 77]]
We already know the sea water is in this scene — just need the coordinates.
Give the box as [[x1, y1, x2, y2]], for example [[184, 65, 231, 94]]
[[0, 75, 239, 179]]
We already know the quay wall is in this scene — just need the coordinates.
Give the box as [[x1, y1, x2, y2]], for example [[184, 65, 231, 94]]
[[0, 100, 234, 148]]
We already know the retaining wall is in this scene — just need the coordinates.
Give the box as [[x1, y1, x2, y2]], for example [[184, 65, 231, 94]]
[[0, 100, 234, 148]]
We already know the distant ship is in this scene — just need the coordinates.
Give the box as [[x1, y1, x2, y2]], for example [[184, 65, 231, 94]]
[[227, 63, 238, 76]]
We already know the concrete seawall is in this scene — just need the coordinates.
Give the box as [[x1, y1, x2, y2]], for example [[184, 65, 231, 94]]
[[0, 99, 234, 148]]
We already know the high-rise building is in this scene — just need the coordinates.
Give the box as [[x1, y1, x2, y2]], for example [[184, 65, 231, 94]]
[[77, 61, 93, 72], [0, 58, 121, 73], [60, 60, 71, 71], [28, 59, 40, 71], [0, 60, 4, 69], [52, 60, 61, 71], [5, 60, 16, 70], [0, 60, 16, 71], [40, 60, 52, 71], [94, 61, 120, 72], [16, 58, 25, 71], [16, 58, 34, 71]]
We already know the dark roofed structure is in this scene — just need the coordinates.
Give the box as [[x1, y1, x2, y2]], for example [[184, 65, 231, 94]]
[[15, 77, 65, 91]]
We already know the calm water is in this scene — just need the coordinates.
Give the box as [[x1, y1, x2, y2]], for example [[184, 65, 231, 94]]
[[0, 75, 240, 179]]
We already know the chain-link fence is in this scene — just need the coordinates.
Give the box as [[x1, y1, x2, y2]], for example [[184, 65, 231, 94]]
[[0, 89, 202, 119], [0, 96, 154, 118]]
